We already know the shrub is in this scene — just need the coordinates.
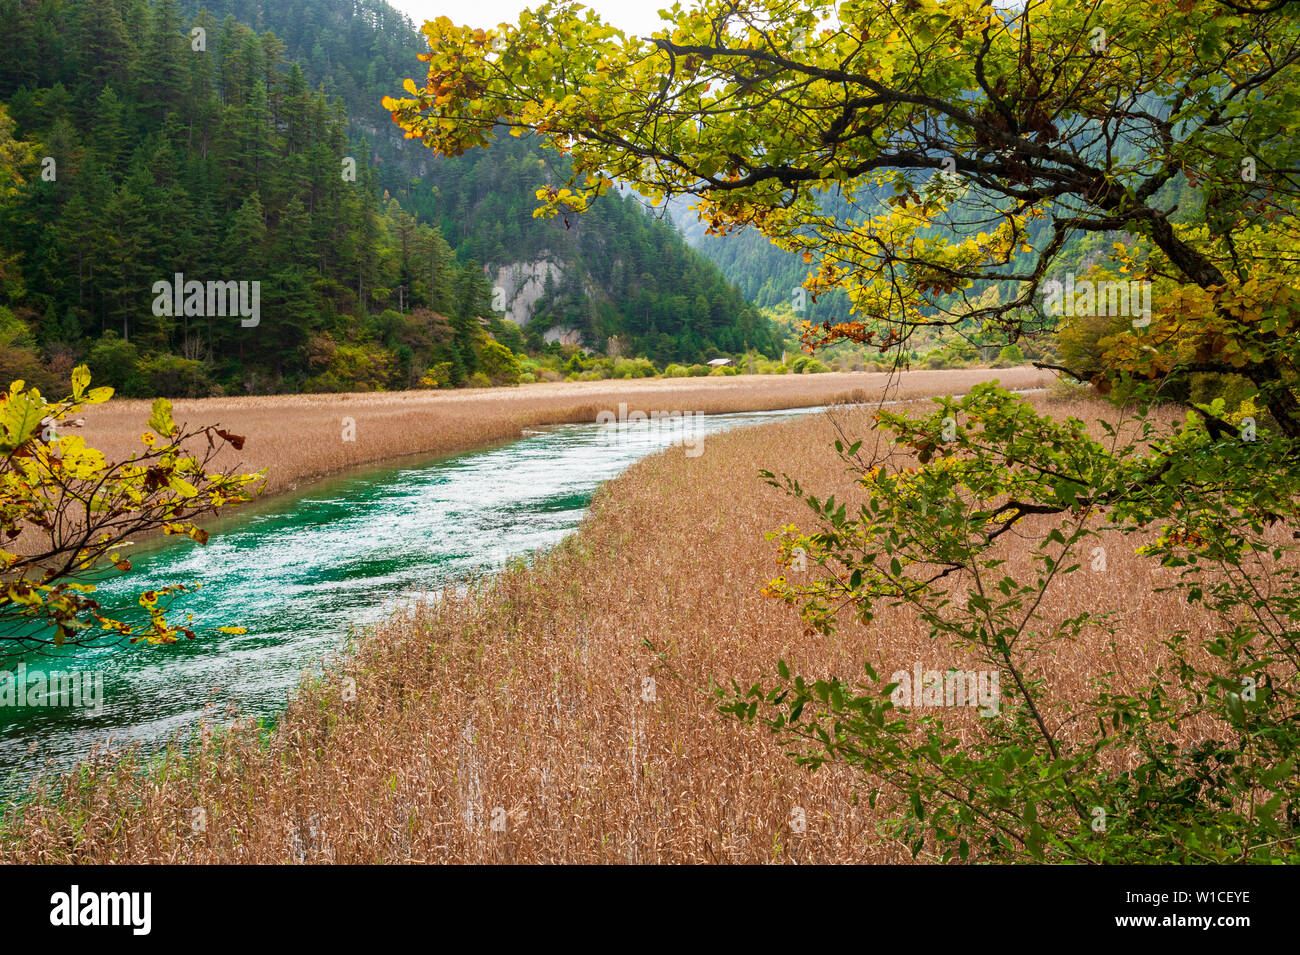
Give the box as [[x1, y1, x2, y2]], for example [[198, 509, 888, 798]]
[[85, 332, 144, 396], [135, 353, 213, 398], [1189, 372, 1257, 414], [0, 335, 59, 395], [613, 357, 656, 379], [995, 343, 1027, 366], [302, 372, 344, 393], [478, 339, 522, 386], [0, 367, 260, 655], [1056, 312, 1127, 380], [731, 385, 1300, 863], [790, 355, 831, 374], [418, 362, 456, 389], [330, 344, 396, 391]]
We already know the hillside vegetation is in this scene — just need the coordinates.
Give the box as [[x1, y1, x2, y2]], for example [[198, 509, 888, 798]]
[[0, 0, 777, 398]]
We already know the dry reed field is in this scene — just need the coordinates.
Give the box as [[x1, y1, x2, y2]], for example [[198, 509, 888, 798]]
[[0, 388, 1221, 863], [75, 367, 1051, 499]]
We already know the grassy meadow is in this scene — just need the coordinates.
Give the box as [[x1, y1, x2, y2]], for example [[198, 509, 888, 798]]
[[0, 383, 1221, 864], [75, 367, 1051, 498]]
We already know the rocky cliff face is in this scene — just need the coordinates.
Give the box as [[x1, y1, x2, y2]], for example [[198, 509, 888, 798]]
[[487, 259, 566, 326], [542, 326, 585, 346]]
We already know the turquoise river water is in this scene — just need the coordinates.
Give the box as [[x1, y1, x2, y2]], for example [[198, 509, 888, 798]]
[[0, 405, 823, 794]]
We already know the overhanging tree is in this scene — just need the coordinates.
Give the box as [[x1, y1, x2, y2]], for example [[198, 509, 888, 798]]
[[386, 0, 1300, 424], [387, 0, 1300, 860], [1, 368, 262, 657]]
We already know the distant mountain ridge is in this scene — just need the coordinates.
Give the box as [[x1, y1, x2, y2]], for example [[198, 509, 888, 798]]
[[178, 0, 778, 358]]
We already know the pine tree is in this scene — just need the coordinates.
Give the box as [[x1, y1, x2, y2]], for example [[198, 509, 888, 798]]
[[92, 87, 129, 177], [138, 0, 188, 119]]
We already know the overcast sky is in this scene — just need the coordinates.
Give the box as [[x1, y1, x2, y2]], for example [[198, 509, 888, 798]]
[[388, 1, 676, 37]]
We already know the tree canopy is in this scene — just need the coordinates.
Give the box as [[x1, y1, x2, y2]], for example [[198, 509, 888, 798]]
[[387, 0, 1300, 430]]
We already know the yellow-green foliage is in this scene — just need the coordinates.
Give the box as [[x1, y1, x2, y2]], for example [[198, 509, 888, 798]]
[[0, 367, 262, 652], [478, 340, 522, 386], [305, 342, 396, 393]]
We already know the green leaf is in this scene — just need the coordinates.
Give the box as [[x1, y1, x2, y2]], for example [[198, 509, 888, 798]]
[[0, 391, 45, 452], [148, 398, 177, 438], [1226, 692, 1245, 725], [70, 364, 91, 401]]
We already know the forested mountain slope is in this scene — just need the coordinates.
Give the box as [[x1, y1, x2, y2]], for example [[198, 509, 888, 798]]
[[0, 0, 775, 396]]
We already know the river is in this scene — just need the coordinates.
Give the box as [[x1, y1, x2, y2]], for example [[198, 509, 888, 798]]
[[0, 405, 824, 794]]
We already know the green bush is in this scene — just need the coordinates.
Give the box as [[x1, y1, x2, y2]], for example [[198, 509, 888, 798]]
[[86, 332, 144, 396], [478, 339, 522, 386], [302, 371, 345, 393], [790, 354, 831, 374], [329, 344, 396, 391], [1189, 373, 1257, 414], [135, 353, 212, 398], [1056, 312, 1128, 380], [419, 362, 456, 389], [613, 357, 656, 379], [995, 343, 1027, 366], [0, 308, 59, 393]]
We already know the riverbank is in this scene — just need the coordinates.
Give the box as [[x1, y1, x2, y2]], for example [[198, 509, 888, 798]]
[[77, 367, 1051, 499], [0, 386, 1211, 863]]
